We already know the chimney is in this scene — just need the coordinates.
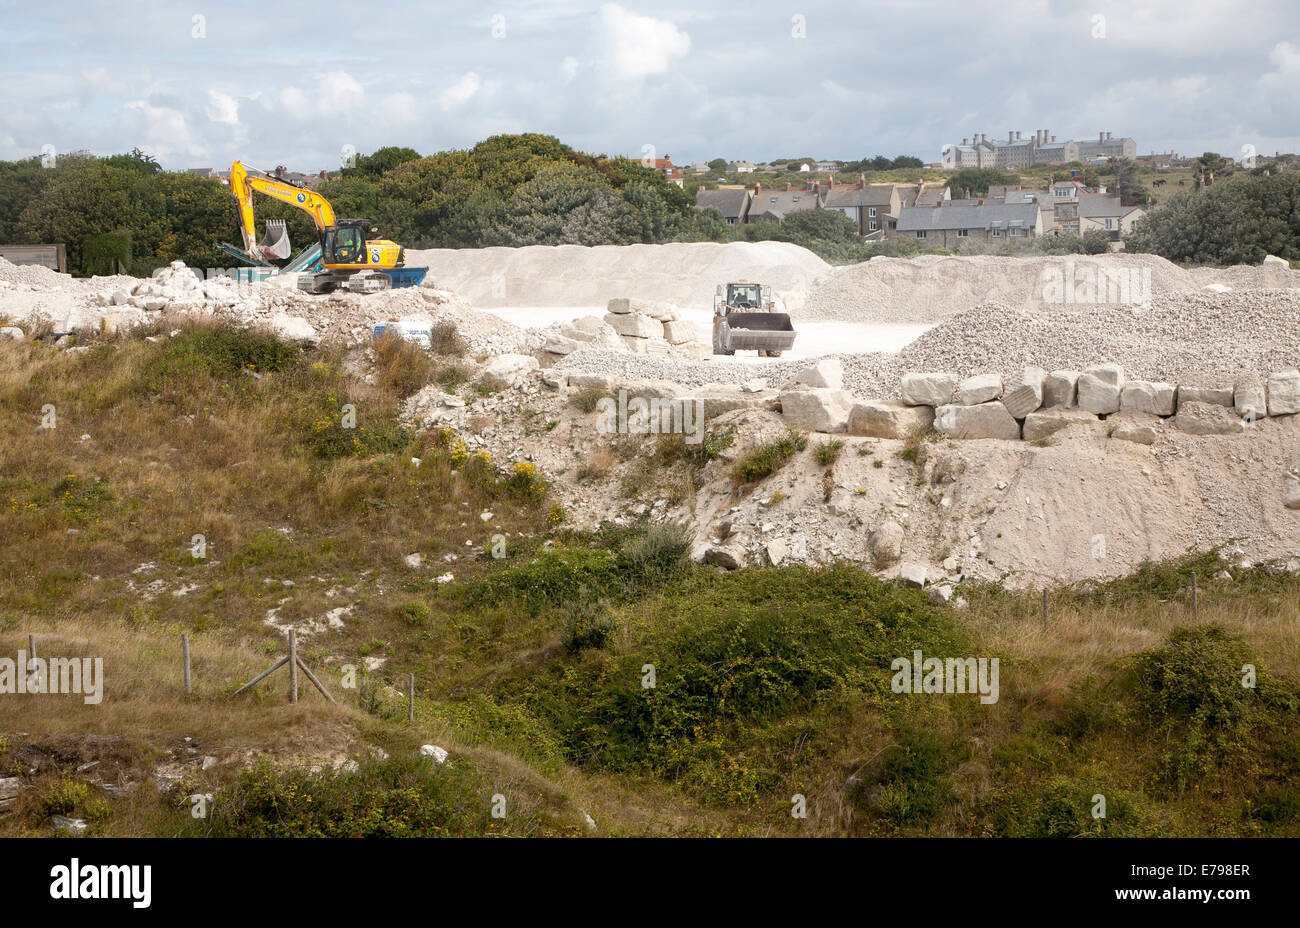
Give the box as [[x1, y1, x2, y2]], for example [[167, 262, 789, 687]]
[[754, 181, 761, 195], [784, 182, 791, 191], [1051, 135, 1056, 142], [1099, 131, 1105, 143], [962, 138, 968, 146], [858, 173, 865, 189], [1009, 131, 1014, 142]]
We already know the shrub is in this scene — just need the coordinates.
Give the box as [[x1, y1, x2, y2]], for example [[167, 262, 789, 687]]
[[373, 331, 435, 398], [181, 755, 488, 837], [620, 522, 692, 585], [505, 461, 547, 502], [561, 590, 615, 653], [570, 383, 607, 413], [1130, 625, 1296, 786], [146, 324, 299, 387], [813, 439, 844, 467], [393, 600, 431, 627], [38, 778, 90, 818], [430, 321, 467, 356], [733, 430, 807, 484]]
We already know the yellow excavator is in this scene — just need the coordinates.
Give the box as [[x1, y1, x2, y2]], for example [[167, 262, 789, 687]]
[[219, 160, 426, 294]]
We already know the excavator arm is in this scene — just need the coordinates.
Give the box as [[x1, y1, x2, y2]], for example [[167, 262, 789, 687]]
[[228, 160, 337, 260]]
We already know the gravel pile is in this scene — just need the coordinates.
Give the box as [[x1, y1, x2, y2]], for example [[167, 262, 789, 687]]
[[798, 252, 1300, 325], [560, 287, 1300, 400], [886, 288, 1300, 388], [405, 241, 831, 312]]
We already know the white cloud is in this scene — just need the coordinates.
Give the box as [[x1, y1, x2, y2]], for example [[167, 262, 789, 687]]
[[439, 72, 481, 110], [205, 90, 239, 124], [377, 91, 418, 124], [598, 4, 690, 80], [560, 56, 580, 84], [317, 70, 364, 112], [123, 100, 200, 160]]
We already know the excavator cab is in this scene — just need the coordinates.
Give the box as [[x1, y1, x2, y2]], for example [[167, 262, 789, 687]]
[[322, 221, 369, 266]]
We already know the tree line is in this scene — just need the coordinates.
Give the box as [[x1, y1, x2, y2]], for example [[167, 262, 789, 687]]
[[0, 135, 1295, 275]]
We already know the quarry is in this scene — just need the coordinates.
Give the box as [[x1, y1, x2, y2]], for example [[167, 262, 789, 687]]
[[4, 243, 1299, 591]]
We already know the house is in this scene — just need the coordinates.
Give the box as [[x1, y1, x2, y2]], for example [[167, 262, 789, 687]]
[[893, 202, 1043, 246], [814, 161, 841, 173], [823, 179, 901, 236], [645, 156, 684, 187], [1076, 194, 1145, 240], [728, 161, 756, 173], [695, 187, 752, 225], [689, 162, 711, 173], [746, 181, 825, 222]]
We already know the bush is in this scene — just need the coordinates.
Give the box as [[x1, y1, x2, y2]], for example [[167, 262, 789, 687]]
[[181, 755, 488, 837], [373, 331, 435, 398], [144, 324, 299, 391], [394, 600, 431, 627], [561, 590, 615, 653], [1130, 625, 1296, 786], [37, 778, 90, 818], [569, 383, 607, 413], [505, 461, 547, 502], [813, 439, 844, 467], [620, 522, 692, 585], [733, 430, 807, 484]]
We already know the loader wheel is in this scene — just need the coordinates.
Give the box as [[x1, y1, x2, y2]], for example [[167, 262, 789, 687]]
[[714, 346, 734, 356], [766, 350, 783, 358]]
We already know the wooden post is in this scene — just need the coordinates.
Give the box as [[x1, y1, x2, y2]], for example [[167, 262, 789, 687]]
[[295, 659, 337, 704], [27, 634, 35, 659], [230, 656, 289, 697], [182, 634, 192, 695], [408, 673, 415, 723], [1041, 589, 1048, 628], [288, 631, 299, 704], [1191, 571, 1198, 617]]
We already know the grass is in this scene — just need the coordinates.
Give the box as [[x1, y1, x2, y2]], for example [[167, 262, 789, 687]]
[[732, 430, 808, 485], [2, 322, 1299, 838]]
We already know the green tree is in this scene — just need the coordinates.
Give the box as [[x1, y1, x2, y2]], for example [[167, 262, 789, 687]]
[[708, 158, 728, 173], [944, 167, 1020, 198]]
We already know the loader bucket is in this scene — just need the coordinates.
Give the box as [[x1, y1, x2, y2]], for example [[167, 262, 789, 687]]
[[258, 219, 291, 260]]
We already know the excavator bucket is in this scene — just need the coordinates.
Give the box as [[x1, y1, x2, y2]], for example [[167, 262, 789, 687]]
[[258, 219, 291, 260]]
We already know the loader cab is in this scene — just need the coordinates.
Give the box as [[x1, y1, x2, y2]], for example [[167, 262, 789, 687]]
[[321, 220, 370, 266], [728, 282, 762, 309]]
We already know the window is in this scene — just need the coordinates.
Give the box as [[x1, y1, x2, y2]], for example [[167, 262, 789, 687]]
[[990, 229, 1002, 237], [868, 207, 877, 217], [1105, 218, 1114, 229], [869, 220, 878, 231], [915, 231, 927, 239], [956, 229, 968, 237], [1009, 228, 1023, 237]]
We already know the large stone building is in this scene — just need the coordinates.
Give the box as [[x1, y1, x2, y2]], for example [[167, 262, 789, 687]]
[[941, 129, 1129, 168]]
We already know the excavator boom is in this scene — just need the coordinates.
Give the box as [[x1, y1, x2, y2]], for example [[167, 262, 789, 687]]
[[220, 159, 427, 294]]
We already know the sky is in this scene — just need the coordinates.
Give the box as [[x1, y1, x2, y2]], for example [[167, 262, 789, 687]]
[[1, 0, 1298, 171]]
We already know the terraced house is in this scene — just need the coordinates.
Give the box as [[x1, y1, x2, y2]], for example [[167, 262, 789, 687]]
[[892, 201, 1043, 246]]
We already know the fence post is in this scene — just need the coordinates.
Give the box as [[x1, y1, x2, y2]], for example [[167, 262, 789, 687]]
[[27, 634, 35, 659], [288, 630, 299, 704], [1041, 589, 1048, 628], [182, 634, 192, 695], [408, 673, 415, 723]]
